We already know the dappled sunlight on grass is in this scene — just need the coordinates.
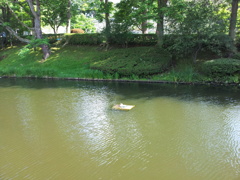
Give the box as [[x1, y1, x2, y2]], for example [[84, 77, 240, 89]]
[[0, 45, 227, 83], [0, 45, 172, 80]]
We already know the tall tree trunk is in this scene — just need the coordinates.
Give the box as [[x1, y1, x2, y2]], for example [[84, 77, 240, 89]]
[[105, 0, 111, 42], [156, 0, 167, 48], [141, 11, 148, 34], [100, 0, 111, 43], [141, 0, 148, 34], [142, 21, 148, 34], [26, 0, 50, 60], [66, 0, 71, 33], [229, 0, 239, 41]]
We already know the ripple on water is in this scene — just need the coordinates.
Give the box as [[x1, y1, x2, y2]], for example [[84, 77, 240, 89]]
[[1, 80, 240, 180]]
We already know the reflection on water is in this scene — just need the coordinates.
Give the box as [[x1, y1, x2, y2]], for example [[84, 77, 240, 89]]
[[0, 79, 240, 180]]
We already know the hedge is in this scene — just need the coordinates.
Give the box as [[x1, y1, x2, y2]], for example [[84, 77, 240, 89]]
[[64, 33, 104, 45], [7, 33, 235, 50], [109, 34, 157, 46], [201, 58, 240, 77], [90, 47, 172, 77]]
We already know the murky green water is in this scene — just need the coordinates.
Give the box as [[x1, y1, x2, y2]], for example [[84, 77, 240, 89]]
[[0, 79, 240, 180]]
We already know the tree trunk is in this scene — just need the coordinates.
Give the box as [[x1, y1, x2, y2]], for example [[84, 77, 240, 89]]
[[229, 0, 239, 41], [142, 21, 148, 34], [26, 0, 50, 60], [66, 0, 71, 33], [156, 0, 167, 48], [100, 0, 111, 43], [156, 19, 164, 47], [141, 11, 148, 34], [141, 0, 148, 34], [105, 0, 111, 43], [41, 44, 50, 60]]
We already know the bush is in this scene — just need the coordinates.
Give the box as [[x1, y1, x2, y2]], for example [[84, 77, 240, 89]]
[[64, 33, 104, 45], [164, 34, 233, 61], [43, 34, 64, 44], [70, 29, 85, 33], [231, 52, 240, 60], [201, 58, 240, 78], [236, 34, 240, 51], [109, 34, 157, 46], [90, 47, 172, 77]]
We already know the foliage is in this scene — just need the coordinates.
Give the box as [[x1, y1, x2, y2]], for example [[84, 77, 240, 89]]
[[0, 1, 32, 35], [164, 34, 233, 59], [113, 0, 155, 34], [91, 47, 172, 77], [231, 51, 240, 60], [41, 0, 69, 34], [64, 33, 103, 45], [18, 38, 50, 57], [165, 0, 229, 62], [71, 13, 96, 33], [1, 45, 240, 84], [43, 34, 64, 44], [94, 1, 114, 23], [153, 64, 199, 82], [201, 58, 240, 80]]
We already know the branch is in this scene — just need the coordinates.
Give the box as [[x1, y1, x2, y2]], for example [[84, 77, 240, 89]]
[[18, 1, 34, 18], [36, 0, 41, 16], [26, 0, 38, 19], [6, 3, 33, 31], [0, 20, 30, 43]]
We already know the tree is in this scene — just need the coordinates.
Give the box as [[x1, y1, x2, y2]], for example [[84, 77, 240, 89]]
[[0, 0, 50, 59], [71, 13, 96, 32], [229, 0, 239, 41], [99, 0, 112, 42], [166, 0, 229, 62], [41, 0, 68, 34], [156, 0, 168, 48], [0, 1, 31, 43], [66, 0, 71, 33], [114, 0, 155, 34], [26, 0, 50, 60]]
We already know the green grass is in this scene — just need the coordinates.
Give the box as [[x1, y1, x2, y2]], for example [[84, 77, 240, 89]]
[[0, 45, 109, 79], [0, 45, 171, 80], [151, 63, 202, 82], [0, 45, 239, 84]]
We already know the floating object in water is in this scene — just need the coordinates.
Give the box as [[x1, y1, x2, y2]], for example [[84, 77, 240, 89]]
[[112, 103, 135, 111]]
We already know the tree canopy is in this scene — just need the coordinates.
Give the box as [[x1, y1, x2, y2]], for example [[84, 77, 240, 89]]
[[0, 0, 239, 59]]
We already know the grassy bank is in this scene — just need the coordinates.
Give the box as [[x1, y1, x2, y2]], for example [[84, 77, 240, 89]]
[[0, 45, 107, 79], [0, 45, 239, 84]]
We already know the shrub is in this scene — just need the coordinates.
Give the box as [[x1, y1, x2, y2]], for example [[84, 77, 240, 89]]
[[71, 29, 85, 33], [231, 52, 240, 60], [64, 33, 104, 45], [164, 34, 233, 61], [128, 34, 157, 46], [43, 34, 64, 44], [236, 34, 240, 51], [109, 34, 157, 46], [90, 47, 172, 77], [201, 58, 240, 78]]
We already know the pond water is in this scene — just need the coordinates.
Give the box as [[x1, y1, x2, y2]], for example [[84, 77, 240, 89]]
[[0, 78, 240, 180]]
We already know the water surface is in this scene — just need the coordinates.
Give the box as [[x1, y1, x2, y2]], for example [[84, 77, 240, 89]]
[[0, 79, 240, 180]]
